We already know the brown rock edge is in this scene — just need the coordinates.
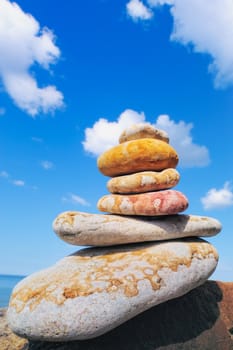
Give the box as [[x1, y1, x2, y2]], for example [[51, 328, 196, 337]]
[[1, 281, 233, 350]]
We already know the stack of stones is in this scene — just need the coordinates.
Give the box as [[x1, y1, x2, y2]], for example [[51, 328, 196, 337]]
[[7, 123, 222, 343]]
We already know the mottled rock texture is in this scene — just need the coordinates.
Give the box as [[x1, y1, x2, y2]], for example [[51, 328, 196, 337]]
[[2, 281, 233, 349], [53, 211, 222, 246], [0, 308, 28, 350], [97, 139, 178, 177], [97, 190, 188, 216], [107, 169, 180, 194], [119, 123, 169, 144], [7, 239, 217, 341]]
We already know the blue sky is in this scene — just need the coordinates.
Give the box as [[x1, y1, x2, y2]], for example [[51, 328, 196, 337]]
[[0, 0, 233, 280]]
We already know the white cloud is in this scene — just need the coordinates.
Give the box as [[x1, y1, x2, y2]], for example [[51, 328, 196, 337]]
[[82, 109, 209, 168], [12, 179, 25, 186], [0, 0, 64, 115], [0, 170, 36, 189], [147, 0, 174, 6], [201, 182, 233, 210], [154, 115, 210, 167], [126, 0, 233, 88], [62, 193, 90, 206], [126, 0, 153, 21], [41, 160, 54, 170], [0, 170, 9, 178], [83, 109, 146, 156]]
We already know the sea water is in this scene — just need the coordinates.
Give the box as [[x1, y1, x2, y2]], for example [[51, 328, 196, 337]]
[[0, 274, 25, 307]]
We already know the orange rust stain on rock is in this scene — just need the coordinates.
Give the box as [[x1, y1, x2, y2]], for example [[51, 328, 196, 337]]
[[10, 242, 218, 313], [124, 282, 139, 297], [190, 216, 209, 222], [55, 212, 78, 225]]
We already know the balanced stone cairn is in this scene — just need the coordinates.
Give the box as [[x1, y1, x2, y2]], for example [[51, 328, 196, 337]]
[[7, 123, 222, 342]]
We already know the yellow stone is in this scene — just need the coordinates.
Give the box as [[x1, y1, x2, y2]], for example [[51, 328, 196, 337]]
[[97, 138, 178, 177]]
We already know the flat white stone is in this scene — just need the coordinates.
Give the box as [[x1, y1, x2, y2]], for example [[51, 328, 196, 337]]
[[53, 211, 222, 246], [119, 123, 169, 143], [7, 239, 218, 341]]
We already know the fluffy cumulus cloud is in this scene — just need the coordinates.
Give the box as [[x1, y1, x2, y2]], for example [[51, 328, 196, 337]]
[[154, 115, 210, 167], [201, 182, 233, 210], [82, 109, 209, 167], [126, 0, 233, 88], [62, 193, 90, 206], [0, 0, 64, 115], [126, 0, 153, 21], [82, 109, 146, 155]]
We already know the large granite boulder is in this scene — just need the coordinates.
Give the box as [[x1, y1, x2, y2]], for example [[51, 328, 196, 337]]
[[1, 281, 233, 349], [7, 239, 217, 341]]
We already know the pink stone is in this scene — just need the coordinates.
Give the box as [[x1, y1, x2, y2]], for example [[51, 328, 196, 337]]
[[97, 190, 189, 216]]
